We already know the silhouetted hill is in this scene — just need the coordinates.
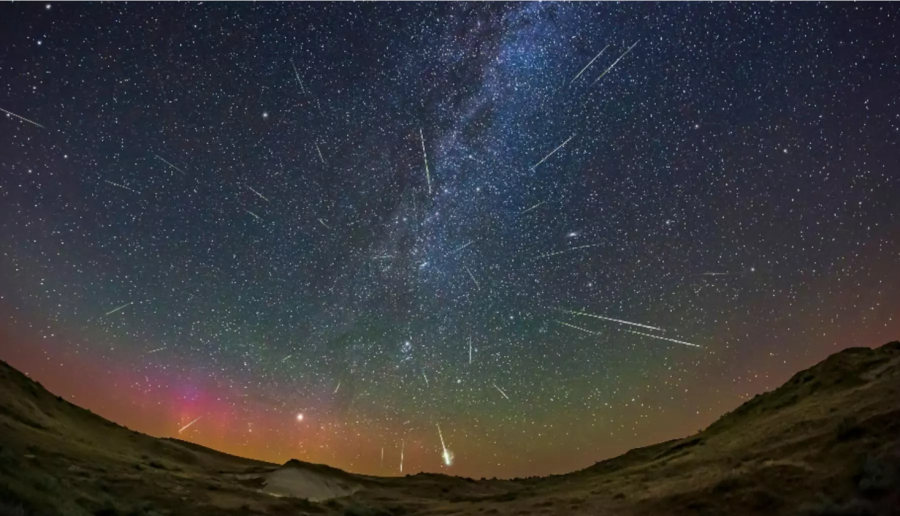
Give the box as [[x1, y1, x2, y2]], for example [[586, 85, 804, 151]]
[[1, 341, 898, 516]]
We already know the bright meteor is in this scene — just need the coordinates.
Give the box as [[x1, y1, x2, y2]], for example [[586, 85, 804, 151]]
[[419, 128, 432, 194], [104, 302, 133, 317], [493, 382, 510, 400], [0, 107, 45, 129], [592, 40, 640, 85], [570, 45, 609, 83], [436, 424, 453, 467], [178, 416, 203, 434], [247, 185, 270, 202], [559, 308, 665, 332], [626, 330, 701, 348], [532, 135, 574, 170]]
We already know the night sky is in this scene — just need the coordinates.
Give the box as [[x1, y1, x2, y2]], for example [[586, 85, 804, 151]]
[[1, 3, 898, 479]]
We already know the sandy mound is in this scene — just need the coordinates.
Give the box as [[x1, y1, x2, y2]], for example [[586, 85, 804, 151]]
[[262, 463, 361, 501]]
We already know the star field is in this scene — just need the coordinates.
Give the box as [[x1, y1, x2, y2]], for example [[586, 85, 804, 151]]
[[0, 3, 898, 478]]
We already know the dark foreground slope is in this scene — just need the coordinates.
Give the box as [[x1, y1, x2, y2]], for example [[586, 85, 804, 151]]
[[1, 342, 898, 516]]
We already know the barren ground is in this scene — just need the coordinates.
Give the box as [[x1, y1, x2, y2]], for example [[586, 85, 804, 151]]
[[1, 342, 898, 516]]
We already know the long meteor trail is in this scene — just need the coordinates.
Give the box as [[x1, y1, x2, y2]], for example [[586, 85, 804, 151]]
[[465, 266, 481, 290], [626, 330, 701, 348], [104, 180, 140, 194], [436, 424, 452, 466], [0, 107, 45, 129], [592, 40, 640, 85], [419, 128, 432, 194], [534, 243, 603, 260], [449, 241, 475, 255], [555, 320, 600, 335], [247, 185, 270, 202], [559, 309, 665, 332], [154, 155, 187, 176], [290, 59, 307, 95], [104, 302, 133, 316], [493, 383, 510, 400], [532, 135, 574, 170], [570, 45, 609, 83], [521, 200, 546, 214], [178, 416, 203, 434]]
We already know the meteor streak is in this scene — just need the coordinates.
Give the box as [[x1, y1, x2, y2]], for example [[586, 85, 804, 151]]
[[555, 320, 600, 335], [104, 180, 140, 194], [422, 371, 430, 387], [532, 135, 574, 170], [570, 45, 609, 83], [534, 243, 602, 260], [626, 330, 701, 348], [290, 59, 307, 95], [247, 185, 270, 202], [145, 346, 167, 354], [400, 441, 405, 473], [318, 218, 331, 229], [521, 200, 546, 214], [436, 424, 453, 467], [559, 309, 665, 332], [493, 382, 510, 400], [0, 107, 45, 129], [465, 266, 481, 290], [178, 416, 203, 434], [315, 142, 326, 164], [419, 128, 432, 194], [244, 209, 262, 221], [104, 302, 133, 316], [592, 40, 640, 85], [334, 381, 341, 394], [154, 155, 187, 176], [281, 355, 292, 362], [468, 336, 473, 365], [449, 240, 474, 255]]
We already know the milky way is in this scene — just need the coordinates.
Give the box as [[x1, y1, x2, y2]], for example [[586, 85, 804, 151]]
[[1, 3, 898, 478]]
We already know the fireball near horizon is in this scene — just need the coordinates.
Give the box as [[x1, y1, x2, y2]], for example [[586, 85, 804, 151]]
[[0, 2, 898, 480]]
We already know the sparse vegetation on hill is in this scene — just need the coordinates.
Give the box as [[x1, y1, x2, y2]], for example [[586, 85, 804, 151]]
[[0, 341, 898, 515]]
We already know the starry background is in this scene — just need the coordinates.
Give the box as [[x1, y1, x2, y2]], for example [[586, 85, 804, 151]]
[[1, 2, 898, 479]]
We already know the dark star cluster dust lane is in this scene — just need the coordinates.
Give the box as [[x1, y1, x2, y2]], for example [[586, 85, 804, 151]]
[[1, 3, 898, 478]]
